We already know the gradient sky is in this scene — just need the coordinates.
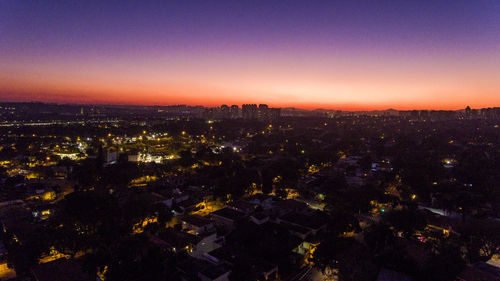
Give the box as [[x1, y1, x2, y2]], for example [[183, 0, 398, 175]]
[[1, 0, 499, 110]]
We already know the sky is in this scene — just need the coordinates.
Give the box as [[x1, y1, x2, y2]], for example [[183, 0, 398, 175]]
[[1, 0, 499, 110]]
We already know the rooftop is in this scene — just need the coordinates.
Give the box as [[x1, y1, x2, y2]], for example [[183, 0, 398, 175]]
[[273, 199, 308, 212], [211, 207, 245, 221], [182, 214, 213, 228], [280, 210, 328, 230], [158, 228, 201, 249], [228, 200, 257, 212]]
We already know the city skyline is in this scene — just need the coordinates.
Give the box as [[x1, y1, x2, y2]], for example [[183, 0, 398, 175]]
[[2, 0, 500, 110], [0, 100, 495, 113], [2, 2, 500, 280]]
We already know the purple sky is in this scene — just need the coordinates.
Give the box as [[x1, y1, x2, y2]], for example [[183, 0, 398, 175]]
[[1, 0, 499, 109]]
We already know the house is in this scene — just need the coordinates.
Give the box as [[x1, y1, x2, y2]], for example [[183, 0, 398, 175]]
[[198, 266, 231, 281], [371, 160, 393, 172], [250, 212, 270, 225], [272, 199, 309, 216], [210, 208, 245, 229], [51, 165, 71, 179], [154, 188, 190, 208], [181, 214, 215, 234], [228, 200, 257, 215], [205, 246, 278, 280], [177, 255, 231, 281], [26, 187, 57, 202], [153, 228, 220, 258], [336, 155, 361, 168], [278, 210, 328, 236], [127, 152, 140, 162], [204, 245, 238, 265], [284, 223, 312, 240], [293, 240, 317, 256], [487, 254, 500, 269], [248, 194, 275, 210], [31, 204, 55, 221]]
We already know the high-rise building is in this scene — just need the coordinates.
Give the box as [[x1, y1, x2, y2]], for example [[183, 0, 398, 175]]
[[242, 104, 258, 119], [269, 107, 281, 120], [220, 104, 230, 119], [230, 105, 239, 118], [203, 108, 217, 119], [258, 104, 269, 120], [104, 148, 118, 165], [465, 106, 471, 119]]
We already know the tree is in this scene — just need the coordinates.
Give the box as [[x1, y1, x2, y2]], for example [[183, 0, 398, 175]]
[[326, 210, 361, 237], [178, 150, 195, 167], [364, 223, 395, 255], [313, 237, 377, 281], [419, 242, 465, 281], [49, 190, 123, 256], [122, 192, 158, 231], [459, 219, 500, 262], [71, 158, 100, 188], [385, 208, 427, 238], [104, 235, 178, 281], [5, 225, 51, 276]]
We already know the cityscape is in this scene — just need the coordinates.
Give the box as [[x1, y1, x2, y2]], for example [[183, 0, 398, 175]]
[[0, 103, 498, 281], [1, 1, 500, 281]]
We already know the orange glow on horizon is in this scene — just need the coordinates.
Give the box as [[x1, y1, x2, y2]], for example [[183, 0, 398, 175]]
[[2, 1, 500, 111], [1, 51, 499, 111]]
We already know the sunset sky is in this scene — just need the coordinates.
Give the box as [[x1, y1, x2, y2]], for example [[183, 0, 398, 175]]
[[1, 0, 499, 110]]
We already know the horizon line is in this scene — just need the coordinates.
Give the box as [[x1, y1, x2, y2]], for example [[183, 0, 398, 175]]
[[0, 99, 498, 112]]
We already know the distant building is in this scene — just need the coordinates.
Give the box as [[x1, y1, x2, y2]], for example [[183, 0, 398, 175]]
[[268, 107, 281, 120], [258, 104, 269, 120], [104, 149, 118, 165], [242, 104, 258, 119], [241, 104, 280, 121], [204, 104, 279, 120], [419, 110, 429, 119], [220, 104, 230, 119], [230, 105, 239, 118], [465, 106, 472, 119], [429, 110, 458, 120], [480, 107, 500, 119], [399, 109, 458, 120], [398, 110, 412, 118], [127, 152, 140, 162], [203, 108, 218, 120]]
